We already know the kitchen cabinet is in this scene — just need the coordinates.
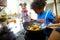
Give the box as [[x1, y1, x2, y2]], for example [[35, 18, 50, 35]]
[[0, 0, 7, 6]]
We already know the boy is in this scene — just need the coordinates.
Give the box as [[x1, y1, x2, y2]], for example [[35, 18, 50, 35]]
[[31, 0, 54, 38], [31, 0, 54, 25]]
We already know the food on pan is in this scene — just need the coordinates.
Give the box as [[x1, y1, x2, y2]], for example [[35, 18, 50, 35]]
[[27, 25, 41, 31]]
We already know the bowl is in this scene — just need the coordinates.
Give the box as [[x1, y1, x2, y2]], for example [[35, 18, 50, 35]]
[[0, 17, 7, 22]]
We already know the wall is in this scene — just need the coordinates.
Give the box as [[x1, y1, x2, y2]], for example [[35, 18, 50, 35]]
[[45, 0, 60, 16], [57, 3, 60, 16]]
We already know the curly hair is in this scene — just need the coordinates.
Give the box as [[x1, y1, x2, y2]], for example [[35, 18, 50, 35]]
[[31, 0, 46, 9], [20, 2, 27, 6]]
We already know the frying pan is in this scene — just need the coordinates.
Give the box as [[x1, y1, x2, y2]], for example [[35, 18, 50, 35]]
[[23, 20, 48, 32]]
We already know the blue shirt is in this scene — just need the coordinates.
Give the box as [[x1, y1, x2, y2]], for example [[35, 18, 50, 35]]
[[37, 10, 54, 25]]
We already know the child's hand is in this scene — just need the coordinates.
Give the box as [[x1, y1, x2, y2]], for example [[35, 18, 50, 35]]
[[37, 19, 46, 23]]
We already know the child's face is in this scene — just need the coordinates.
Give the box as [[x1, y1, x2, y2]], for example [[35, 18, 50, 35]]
[[21, 5, 27, 11], [33, 8, 44, 14]]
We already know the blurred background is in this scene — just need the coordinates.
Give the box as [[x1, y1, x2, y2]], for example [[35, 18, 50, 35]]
[[0, 0, 60, 40]]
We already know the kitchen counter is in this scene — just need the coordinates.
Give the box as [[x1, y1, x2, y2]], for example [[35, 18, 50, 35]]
[[49, 23, 60, 27], [48, 23, 60, 40], [48, 29, 60, 40]]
